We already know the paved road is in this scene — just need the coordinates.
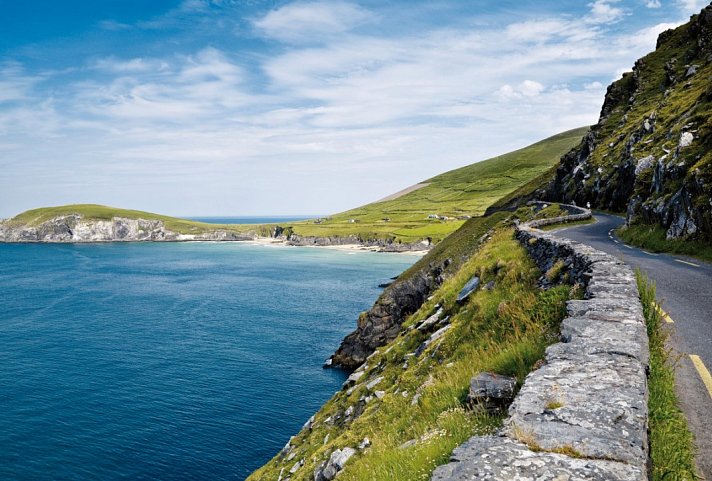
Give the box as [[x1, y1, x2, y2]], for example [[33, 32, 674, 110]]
[[552, 213, 712, 479]]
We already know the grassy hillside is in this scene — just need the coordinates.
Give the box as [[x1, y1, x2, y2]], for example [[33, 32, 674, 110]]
[[247, 219, 577, 481], [547, 6, 712, 242], [286, 127, 587, 243]]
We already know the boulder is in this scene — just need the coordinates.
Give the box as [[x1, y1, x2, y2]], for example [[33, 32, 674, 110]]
[[314, 448, 356, 481], [456, 276, 480, 304], [466, 372, 517, 411]]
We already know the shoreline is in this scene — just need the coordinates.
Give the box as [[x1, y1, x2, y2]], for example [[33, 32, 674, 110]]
[[247, 236, 429, 256]]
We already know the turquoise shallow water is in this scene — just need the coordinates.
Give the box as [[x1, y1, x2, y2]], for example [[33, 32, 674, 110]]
[[0, 242, 415, 480]]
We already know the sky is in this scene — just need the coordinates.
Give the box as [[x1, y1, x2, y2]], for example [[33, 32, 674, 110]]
[[0, 0, 709, 217]]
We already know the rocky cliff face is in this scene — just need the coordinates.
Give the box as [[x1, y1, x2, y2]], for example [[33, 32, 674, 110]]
[[546, 5, 712, 240], [0, 215, 255, 242], [328, 259, 447, 369]]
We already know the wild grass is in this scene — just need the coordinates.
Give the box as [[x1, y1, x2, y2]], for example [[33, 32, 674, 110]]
[[247, 227, 575, 481], [637, 271, 699, 481], [619, 223, 712, 264]]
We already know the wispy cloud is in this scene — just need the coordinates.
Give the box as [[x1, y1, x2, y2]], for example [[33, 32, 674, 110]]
[[0, 1, 701, 216], [253, 1, 375, 42], [586, 0, 627, 24]]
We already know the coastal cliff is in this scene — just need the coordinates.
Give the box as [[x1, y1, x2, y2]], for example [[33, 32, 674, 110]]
[[545, 6, 712, 240], [0, 215, 256, 243]]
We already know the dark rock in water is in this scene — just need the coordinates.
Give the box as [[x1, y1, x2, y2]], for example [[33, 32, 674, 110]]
[[378, 282, 392, 288], [329, 260, 449, 370], [456, 276, 480, 304], [467, 372, 517, 412]]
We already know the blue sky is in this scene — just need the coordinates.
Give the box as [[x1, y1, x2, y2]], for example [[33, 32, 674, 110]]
[[0, 0, 708, 217]]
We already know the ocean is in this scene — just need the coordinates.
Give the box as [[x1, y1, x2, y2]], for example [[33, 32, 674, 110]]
[[0, 241, 415, 480]]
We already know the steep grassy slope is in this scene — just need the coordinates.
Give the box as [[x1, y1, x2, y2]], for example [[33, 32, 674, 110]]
[[248, 223, 576, 481], [546, 6, 712, 242], [286, 127, 587, 243]]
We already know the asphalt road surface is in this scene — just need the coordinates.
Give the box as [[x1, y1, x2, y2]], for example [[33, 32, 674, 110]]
[[553, 213, 712, 479]]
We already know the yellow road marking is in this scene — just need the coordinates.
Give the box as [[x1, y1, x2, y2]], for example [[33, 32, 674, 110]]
[[675, 259, 700, 268], [655, 304, 674, 323], [690, 355, 712, 400]]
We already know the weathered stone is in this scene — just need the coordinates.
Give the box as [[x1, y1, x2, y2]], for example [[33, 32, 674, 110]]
[[431, 436, 646, 481], [634, 155, 655, 176], [431, 208, 649, 480], [414, 324, 451, 357], [314, 448, 357, 481], [417, 307, 443, 331], [559, 316, 649, 366], [679, 131, 694, 148], [289, 459, 304, 474], [456, 276, 480, 304], [366, 376, 384, 391], [466, 372, 517, 411]]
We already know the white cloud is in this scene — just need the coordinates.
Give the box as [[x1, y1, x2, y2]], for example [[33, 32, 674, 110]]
[[586, 0, 626, 24], [0, 63, 43, 103], [1, 3, 688, 216], [92, 57, 169, 73], [253, 1, 374, 43], [677, 0, 707, 14], [496, 80, 545, 100], [645, 0, 662, 8]]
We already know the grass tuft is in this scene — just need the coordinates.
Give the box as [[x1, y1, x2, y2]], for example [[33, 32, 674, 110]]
[[637, 270, 699, 481], [620, 224, 712, 264]]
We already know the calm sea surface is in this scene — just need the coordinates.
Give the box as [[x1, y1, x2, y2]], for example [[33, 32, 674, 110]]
[[0, 242, 415, 480]]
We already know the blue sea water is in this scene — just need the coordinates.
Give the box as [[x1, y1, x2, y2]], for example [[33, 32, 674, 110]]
[[0, 242, 415, 480]]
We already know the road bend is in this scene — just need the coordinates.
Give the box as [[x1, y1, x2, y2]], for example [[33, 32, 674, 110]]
[[552, 213, 712, 479]]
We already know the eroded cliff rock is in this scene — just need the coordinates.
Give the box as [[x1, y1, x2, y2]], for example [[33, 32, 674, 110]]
[[0, 215, 255, 242], [546, 5, 712, 240], [328, 260, 447, 369]]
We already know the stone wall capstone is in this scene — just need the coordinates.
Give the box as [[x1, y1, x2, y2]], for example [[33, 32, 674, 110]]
[[432, 205, 650, 481]]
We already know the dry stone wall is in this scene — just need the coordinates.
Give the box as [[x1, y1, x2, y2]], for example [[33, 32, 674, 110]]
[[432, 206, 650, 481]]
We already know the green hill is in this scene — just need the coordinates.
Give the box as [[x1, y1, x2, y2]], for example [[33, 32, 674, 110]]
[[4, 127, 586, 244], [2, 204, 258, 236], [285, 127, 587, 243]]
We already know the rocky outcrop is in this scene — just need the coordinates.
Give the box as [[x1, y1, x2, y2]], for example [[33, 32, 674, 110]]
[[328, 260, 448, 369], [545, 4, 712, 240], [0, 215, 255, 242], [284, 233, 431, 253], [432, 207, 649, 481]]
